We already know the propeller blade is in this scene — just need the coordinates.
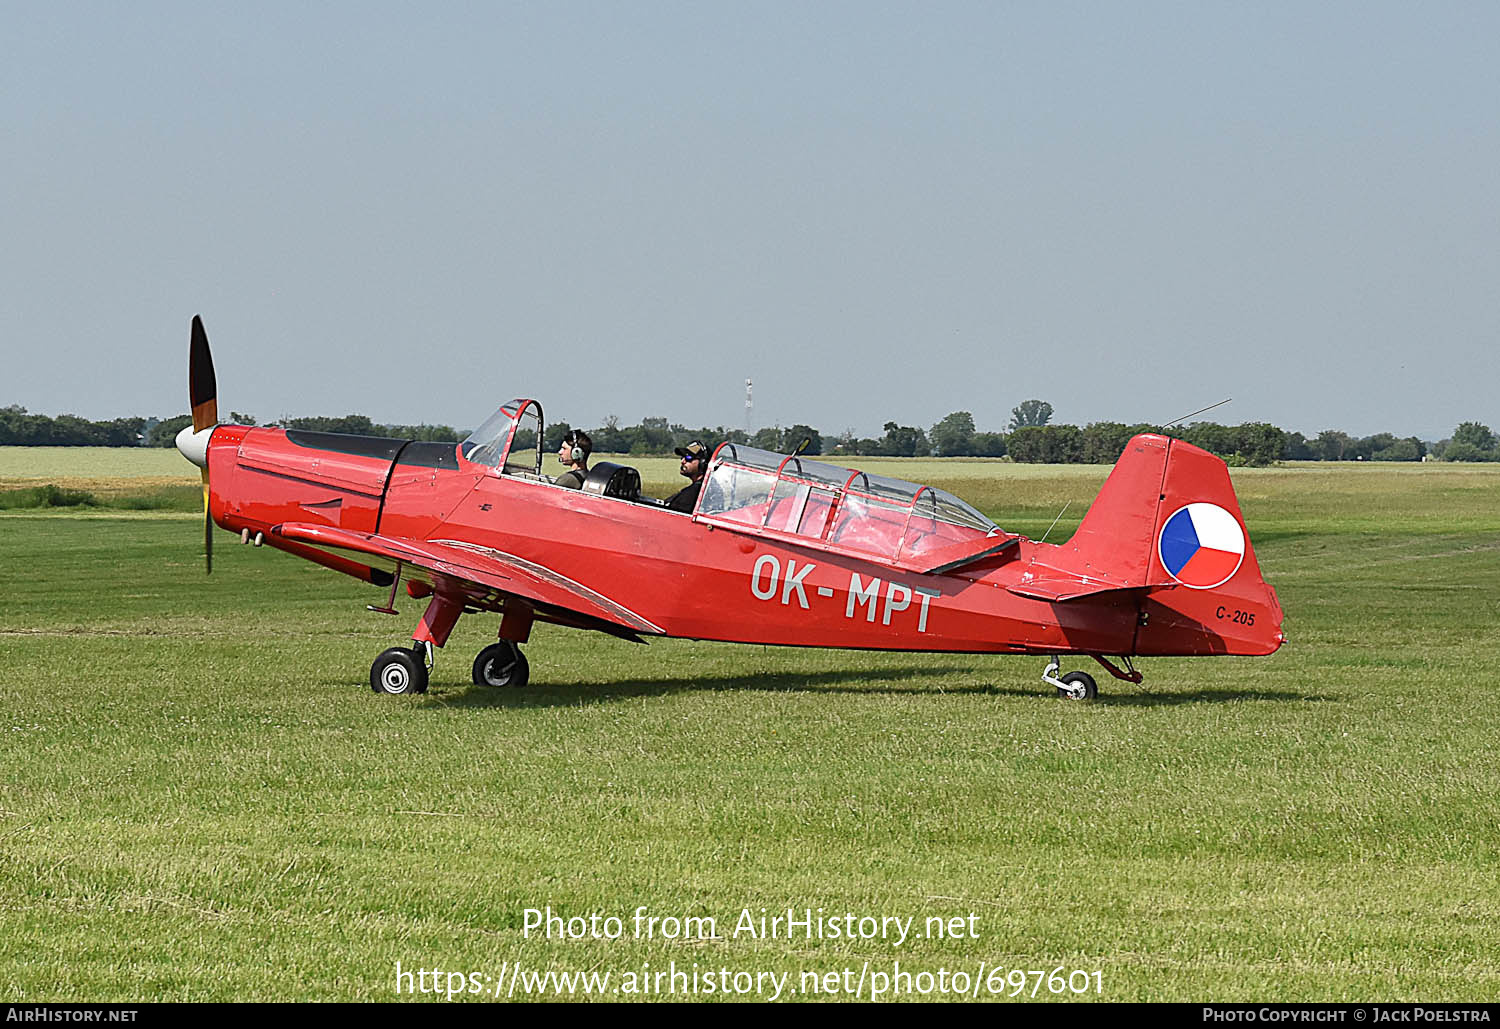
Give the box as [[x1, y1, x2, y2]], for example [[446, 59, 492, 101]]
[[202, 469, 213, 575], [190, 316, 217, 573], [190, 315, 218, 433]]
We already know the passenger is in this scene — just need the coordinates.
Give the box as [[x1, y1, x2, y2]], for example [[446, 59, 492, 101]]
[[665, 440, 710, 512], [554, 429, 592, 489]]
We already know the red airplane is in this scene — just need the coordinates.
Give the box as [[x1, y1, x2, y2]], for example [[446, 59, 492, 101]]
[[176, 317, 1284, 699]]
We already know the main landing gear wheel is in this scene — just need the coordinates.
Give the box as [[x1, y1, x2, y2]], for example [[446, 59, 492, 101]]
[[1056, 671, 1097, 702], [473, 641, 529, 688], [371, 647, 429, 695]]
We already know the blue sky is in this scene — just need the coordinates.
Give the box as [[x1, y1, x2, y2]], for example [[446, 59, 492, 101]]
[[4, 2, 1496, 439]]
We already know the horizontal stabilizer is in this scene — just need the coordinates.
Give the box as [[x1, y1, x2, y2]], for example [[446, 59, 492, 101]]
[[1006, 575, 1149, 602], [901, 534, 1021, 576]]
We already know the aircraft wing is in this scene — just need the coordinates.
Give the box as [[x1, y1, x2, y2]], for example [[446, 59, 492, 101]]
[[271, 522, 664, 637]]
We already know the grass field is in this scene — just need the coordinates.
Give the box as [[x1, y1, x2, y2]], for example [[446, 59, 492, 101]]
[[2, 450, 1499, 1001]]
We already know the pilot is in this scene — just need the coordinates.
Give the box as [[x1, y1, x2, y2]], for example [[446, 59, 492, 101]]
[[665, 440, 710, 512], [554, 429, 592, 489]]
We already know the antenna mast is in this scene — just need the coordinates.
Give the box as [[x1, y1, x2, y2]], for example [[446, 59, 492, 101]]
[[745, 379, 753, 432]]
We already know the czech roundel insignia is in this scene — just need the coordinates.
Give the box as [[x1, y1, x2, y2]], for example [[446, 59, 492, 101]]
[[1158, 503, 1245, 589]]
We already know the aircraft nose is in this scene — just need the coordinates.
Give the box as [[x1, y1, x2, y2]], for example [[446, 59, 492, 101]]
[[175, 424, 213, 469]]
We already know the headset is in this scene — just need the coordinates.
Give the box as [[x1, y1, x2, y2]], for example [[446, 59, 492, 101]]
[[559, 431, 589, 466]]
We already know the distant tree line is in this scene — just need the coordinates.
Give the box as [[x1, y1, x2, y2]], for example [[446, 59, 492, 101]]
[[4, 401, 1497, 466], [0, 406, 149, 447], [1427, 422, 1500, 463]]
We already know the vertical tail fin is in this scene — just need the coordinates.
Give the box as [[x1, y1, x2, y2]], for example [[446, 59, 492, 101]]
[[1017, 434, 1284, 656]]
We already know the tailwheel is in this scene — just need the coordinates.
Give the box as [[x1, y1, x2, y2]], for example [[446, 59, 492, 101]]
[[1042, 656, 1099, 701], [473, 641, 529, 688], [1056, 671, 1097, 701], [371, 646, 429, 695]]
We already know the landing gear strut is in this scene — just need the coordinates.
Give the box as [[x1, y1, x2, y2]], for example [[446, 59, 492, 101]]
[[368, 593, 536, 695], [1041, 654, 1144, 700], [371, 593, 458, 695]]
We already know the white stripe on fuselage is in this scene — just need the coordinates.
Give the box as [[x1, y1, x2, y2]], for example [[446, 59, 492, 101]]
[[429, 539, 664, 635]]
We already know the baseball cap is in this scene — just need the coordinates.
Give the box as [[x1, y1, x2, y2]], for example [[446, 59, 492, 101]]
[[674, 440, 710, 461]]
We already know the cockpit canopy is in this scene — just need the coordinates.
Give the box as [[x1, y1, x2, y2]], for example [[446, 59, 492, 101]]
[[700, 444, 1000, 564], [459, 410, 1005, 568]]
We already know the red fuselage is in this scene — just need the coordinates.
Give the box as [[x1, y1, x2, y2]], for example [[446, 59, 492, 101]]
[[202, 426, 1284, 660]]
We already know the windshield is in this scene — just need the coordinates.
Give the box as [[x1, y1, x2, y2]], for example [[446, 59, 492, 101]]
[[461, 403, 520, 467], [460, 399, 542, 474]]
